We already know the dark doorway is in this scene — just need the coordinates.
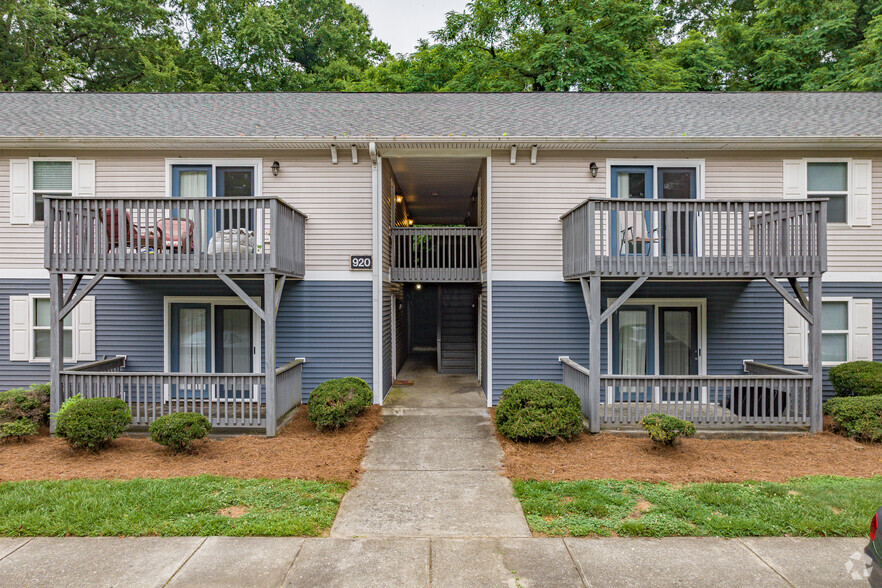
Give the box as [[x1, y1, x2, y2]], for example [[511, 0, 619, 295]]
[[404, 283, 478, 374]]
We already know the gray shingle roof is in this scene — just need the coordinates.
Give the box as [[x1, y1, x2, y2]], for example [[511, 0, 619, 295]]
[[1, 92, 880, 139]]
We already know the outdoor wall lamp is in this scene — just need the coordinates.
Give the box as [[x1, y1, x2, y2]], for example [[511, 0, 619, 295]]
[[590, 161, 598, 177], [271, 161, 280, 177], [415, 283, 422, 290], [396, 195, 403, 203], [408, 219, 414, 226]]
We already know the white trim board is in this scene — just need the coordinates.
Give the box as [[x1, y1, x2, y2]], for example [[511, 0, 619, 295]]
[[164, 158, 264, 197], [605, 158, 706, 200], [604, 297, 708, 378], [162, 295, 262, 375]]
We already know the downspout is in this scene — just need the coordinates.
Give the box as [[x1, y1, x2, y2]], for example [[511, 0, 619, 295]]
[[370, 142, 383, 404]]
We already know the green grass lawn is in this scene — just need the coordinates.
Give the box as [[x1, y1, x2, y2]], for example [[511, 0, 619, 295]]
[[514, 475, 881, 538], [0, 476, 348, 537]]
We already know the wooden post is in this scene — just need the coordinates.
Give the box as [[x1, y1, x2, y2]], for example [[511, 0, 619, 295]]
[[49, 272, 64, 434], [264, 273, 277, 437], [808, 275, 823, 433], [586, 275, 601, 433]]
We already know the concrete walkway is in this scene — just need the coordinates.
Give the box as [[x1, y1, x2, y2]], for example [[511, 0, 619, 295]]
[[0, 536, 878, 587], [330, 352, 531, 537]]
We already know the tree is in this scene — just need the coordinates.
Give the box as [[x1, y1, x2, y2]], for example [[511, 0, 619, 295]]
[[173, 0, 390, 90]]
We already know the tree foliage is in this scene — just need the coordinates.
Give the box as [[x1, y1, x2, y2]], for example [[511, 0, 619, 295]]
[[1, 0, 881, 91]]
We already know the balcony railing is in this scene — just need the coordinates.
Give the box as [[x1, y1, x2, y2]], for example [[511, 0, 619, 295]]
[[391, 227, 481, 282], [560, 357, 812, 430], [58, 359, 304, 433], [561, 198, 827, 279], [45, 196, 306, 277]]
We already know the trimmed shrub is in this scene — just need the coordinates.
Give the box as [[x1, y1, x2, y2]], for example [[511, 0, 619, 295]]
[[55, 397, 132, 451], [307, 377, 373, 431], [828, 361, 882, 397], [494, 380, 583, 441], [0, 418, 37, 441], [639, 413, 696, 446], [0, 383, 50, 426], [149, 412, 212, 453], [824, 396, 882, 442]]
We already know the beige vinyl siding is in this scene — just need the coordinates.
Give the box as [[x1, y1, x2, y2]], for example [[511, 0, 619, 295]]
[[263, 149, 372, 273], [0, 149, 373, 273], [492, 149, 882, 275], [381, 158, 394, 273]]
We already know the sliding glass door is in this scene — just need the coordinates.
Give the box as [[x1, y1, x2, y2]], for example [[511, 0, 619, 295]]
[[611, 166, 653, 256], [611, 306, 654, 401], [658, 168, 697, 255], [659, 307, 700, 401], [170, 303, 211, 399]]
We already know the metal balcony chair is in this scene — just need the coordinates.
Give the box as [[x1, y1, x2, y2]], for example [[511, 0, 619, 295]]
[[102, 208, 158, 251], [619, 219, 659, 256]]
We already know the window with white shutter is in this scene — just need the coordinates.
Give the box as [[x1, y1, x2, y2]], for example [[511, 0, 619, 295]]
[[8, 294, 96, 363], [7, 158, 94, 225], [785, 297, 874, 366], [786, 159, 873, 227]]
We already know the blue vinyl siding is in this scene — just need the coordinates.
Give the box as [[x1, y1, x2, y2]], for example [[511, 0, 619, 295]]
[[491, 280, 882, 404], [0, 278, 373, 402]]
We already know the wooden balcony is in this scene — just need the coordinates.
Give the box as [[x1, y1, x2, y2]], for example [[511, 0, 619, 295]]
[[44, 196, 306, 277], [59, 357, 304, 433], [561, 198, 827, 279], [391, 227, 482, 282]]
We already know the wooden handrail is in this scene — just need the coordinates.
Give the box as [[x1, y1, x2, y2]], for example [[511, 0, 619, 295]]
[[66, 355, 126, 372], [275, 358, 305, 376]]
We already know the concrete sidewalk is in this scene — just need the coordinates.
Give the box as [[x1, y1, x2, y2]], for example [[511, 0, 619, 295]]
[[0, 536, 878, 587]]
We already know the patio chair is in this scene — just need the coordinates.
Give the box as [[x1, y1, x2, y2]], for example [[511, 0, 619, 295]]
[[619, 216, 659, 256], [101, 208, 158, 251], [156, 218, 195, 251]]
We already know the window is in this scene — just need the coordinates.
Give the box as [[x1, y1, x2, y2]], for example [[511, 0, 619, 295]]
[[784, 159, 872, 227], [783, 297, 873, 366], [32, 161, 73, 222], [32, 297, 73, 360], [821, 300, 849, 363], [807, 162, 848, 224], [8, 294, 95, 363]]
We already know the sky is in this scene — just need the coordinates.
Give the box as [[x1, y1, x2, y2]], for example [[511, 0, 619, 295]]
[[353, 0, 471, 55]]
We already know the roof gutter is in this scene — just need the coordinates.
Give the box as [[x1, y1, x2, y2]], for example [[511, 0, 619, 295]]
[[1, 135, 881, 150]]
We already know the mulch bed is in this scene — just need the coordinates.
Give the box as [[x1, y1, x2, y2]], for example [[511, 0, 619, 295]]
[[496, 417, 882, 483], [0, 405, 382, 484]]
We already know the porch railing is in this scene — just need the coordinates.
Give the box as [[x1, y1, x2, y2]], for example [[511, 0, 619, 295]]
[[561, 198, 827, 279], [45, 196, 306, 277], [58, 355, 306, 433], [559, 358, 812, 429], [275, 358, 305, 423], [391, 227, 481, 282]]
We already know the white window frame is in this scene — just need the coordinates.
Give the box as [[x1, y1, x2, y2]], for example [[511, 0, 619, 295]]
[[804, 158, 852, 226], [162, 296, 262, 401], [605, 159, 706, 200], [164, 159, 263, 198], [30, 157, 77, 224], [820, 297, 852, 366], [605, 297, 708, 403], [28, 294, 75, 363]]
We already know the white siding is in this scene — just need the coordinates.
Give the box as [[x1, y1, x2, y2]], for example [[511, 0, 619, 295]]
[[491, 149, 882, 275], [0, 149, 373, 273]]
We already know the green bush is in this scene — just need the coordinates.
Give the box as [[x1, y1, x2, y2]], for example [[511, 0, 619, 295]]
[[639, 413, 697, 446], [0, 383, 50, 425], [824, 396, 882, 442], [55, 397, 132, 451], [494, 380, 583, 441], [307, 377, 373, 431], [149, 412, 212, 453], [0, 418, 37, 441], [828, 361, 882, 397]]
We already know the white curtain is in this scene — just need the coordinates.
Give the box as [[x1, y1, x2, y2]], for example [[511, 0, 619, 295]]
[[618, 310, 647, 375], [222, 309, 251, 373], [178, 308, 207, 373], [180, 171, 208, 198], [663, 311, 692, 375]]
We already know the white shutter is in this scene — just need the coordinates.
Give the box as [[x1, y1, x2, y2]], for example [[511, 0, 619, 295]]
[[783, 160, 806, 199], [783, 301, 807, 365], [850, 160, 872, 227], [75, 159, 95, 198], [75, 296, 96, 362], [851, 298, 873, 361], [9, 296, 30, 361], [9, 159, 31, 225]]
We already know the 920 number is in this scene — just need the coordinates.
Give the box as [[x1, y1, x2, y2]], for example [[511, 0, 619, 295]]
[[350, 255, 372, 270]]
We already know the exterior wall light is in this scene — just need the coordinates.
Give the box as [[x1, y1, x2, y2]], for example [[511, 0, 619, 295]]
[[396, 195, 403, 203], [415, 283, 422, 290], [590, 161, 598, 177], [271, 161, 280, 177], [408, 219, 414, 226]]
